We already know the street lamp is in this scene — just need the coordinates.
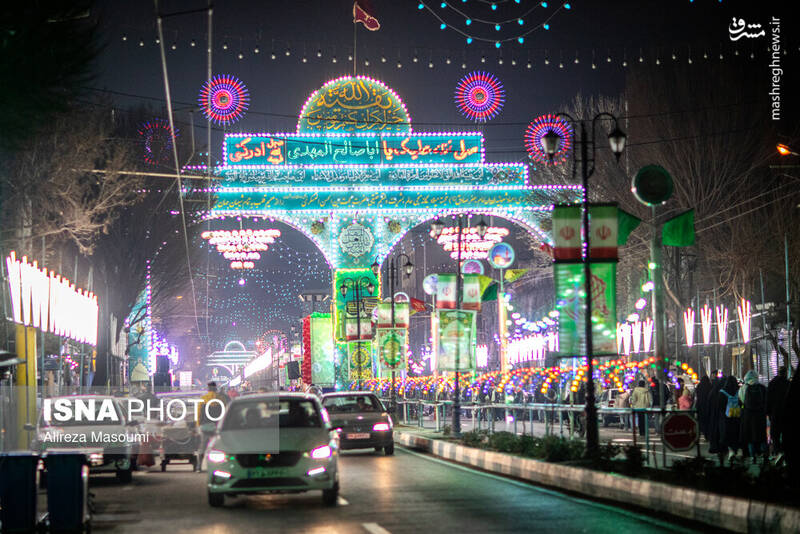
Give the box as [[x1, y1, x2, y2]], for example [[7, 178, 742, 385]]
[[382, 253, 414, 415], [545, 112, 627, 457], [777, 143, 799, 156], [431, 214, 476, 437], [339, 276, 375, 390]]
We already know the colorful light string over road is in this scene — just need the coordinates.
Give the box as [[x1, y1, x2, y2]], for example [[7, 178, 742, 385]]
[[454, 71, 505, 122], [198, 74, 250, 125]]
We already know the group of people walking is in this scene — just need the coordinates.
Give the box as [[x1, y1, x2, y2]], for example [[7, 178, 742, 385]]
[[695, 367, 791, 465]]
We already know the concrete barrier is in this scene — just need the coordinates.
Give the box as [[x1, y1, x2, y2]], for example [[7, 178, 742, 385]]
[[395, 430, 800, 533]]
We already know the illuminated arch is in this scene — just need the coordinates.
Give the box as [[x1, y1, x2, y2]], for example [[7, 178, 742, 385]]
[[223, 340, 247, 352], [297, 76, 411, 133]]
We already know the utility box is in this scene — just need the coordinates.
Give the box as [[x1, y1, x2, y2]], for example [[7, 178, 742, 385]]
[[45, 451, 90, 532], [0, 452, 39, 533]]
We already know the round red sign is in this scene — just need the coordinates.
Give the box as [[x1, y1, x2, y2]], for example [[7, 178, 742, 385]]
[[661, 413, 699, 451]]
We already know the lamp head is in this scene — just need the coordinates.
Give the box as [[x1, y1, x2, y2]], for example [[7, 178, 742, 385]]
[[608, 127, 627, 162], [430, 219, 445, 238]]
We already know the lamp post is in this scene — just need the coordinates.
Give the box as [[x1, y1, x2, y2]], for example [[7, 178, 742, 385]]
[[383, 253, 414, 416], [339, 275, 376, 390], [542, 112, 626, 456], [430, 215, 487, 437]]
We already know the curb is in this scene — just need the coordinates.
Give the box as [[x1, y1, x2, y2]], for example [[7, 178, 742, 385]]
[[395, 430, 800, 533]]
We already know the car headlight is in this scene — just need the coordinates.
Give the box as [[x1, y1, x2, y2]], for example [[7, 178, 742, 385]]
[[310, 445, 332, 459], [207, 449, 226, 463], [372, 422, 391, 431]]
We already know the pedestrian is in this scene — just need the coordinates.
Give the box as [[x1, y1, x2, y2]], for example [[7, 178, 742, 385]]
[[694, 375, 712, 438], [718, 375, 742, 464], [630, 380, 651, 436], [706, 376, 726, 454], [783, 366, 800, 481], [740, 369, 768, 464], [617, 387, 631, 430], [767, 366, 790, 458], [678, 387, 693, 411]]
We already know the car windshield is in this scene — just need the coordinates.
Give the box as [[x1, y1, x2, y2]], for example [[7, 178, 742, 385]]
[[222, 398, 321, 430], [323, 395, 382, 413]]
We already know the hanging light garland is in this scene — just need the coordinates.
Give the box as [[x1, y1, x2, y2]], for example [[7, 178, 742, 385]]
[[415, 1, 571, 47], [454, 71, 505, 122], [198, 74, 250, 125]]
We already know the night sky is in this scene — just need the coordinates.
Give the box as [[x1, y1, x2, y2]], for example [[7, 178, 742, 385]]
[[88, 0, 797, 360]]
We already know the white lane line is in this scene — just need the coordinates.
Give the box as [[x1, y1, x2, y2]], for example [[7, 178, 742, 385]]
[[362, 522, 391, 534], [397, 446, 684, 533], [122, 485, 133, 491], [337, 496, 349, 506]]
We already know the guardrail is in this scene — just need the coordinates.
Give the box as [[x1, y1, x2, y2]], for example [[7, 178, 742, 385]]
[[382, 398, 701, 467]]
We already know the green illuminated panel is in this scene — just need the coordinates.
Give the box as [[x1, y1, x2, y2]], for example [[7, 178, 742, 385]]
[[223, 133, 484, 167]]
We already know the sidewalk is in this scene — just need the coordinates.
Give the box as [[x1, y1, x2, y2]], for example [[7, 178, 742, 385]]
[[393, 427, 800, 534]]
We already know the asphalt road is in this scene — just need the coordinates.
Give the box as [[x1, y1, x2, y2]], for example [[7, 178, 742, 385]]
[[88, 447, 699, 534]]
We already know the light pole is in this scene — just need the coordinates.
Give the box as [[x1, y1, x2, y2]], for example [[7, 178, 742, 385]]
[[430, 215, 487, 437], [542, 112, 626, 456], [340, 274, 377, 391], [383, 253, 414, 416]]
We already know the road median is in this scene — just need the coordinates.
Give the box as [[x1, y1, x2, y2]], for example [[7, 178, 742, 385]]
[[395, 429, 800, 534]]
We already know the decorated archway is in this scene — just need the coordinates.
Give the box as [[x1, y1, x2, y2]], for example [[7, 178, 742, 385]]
[[189, 75, 580, 386]]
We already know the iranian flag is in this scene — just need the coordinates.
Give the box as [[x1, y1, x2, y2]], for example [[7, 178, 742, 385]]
[[353, 0, 380, 31]]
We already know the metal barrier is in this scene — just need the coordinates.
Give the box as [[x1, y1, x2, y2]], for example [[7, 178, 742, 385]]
[[387, 398, 702, 467]]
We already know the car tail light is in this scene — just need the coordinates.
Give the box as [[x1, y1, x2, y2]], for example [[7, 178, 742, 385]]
[[372, 422, 391, 432], [310, 445, 332, 459], [207, 449, 226, 463]]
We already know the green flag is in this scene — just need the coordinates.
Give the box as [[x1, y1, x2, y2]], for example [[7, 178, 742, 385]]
[[504, 268, 529, 283], [617, 209, 642, 245], [481, 282, 498, 302], [662, 209, 695, 246]]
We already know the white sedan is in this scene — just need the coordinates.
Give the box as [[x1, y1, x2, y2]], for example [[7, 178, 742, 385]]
[[205, 392, 339, 507]]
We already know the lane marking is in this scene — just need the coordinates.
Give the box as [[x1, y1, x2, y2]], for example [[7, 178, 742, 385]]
[[337, 496, 349, 506], [397, 446, 685, 532], [362, 522, 391, 534]]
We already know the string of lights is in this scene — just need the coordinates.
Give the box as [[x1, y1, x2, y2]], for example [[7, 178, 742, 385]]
[[116, 30, 779, 70], [416, 0, 570, 46]]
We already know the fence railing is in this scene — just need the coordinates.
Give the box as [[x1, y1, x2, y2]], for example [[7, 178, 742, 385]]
[[381, 398, 702, 468]]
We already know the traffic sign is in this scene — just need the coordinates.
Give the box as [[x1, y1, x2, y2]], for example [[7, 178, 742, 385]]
[[661, 412, 699, 451]]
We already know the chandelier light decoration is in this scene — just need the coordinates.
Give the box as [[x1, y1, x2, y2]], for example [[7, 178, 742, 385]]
[[737, 298, 752, 344], [683, 307, 695, 347], [524, 113, 573, 165], [201, 229, 281, 269], [138, 119, 178, 166], [454, 71, 505, 122], [700, 304, 713, 345], [642, 317, 654, 353], [198, 74, 250, 125], [715, 305, 729, 346], [432, 225, 509, 259]]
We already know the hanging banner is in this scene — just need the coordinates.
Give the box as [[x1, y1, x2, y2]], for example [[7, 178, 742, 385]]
[[376, 301, 410, 328], [436, 309, 477, 371], [345, 316, 373, 340], [436, 273, 457, 309], [462, 274, 482, 311], [310, 313, 335, 386], [377, 328, 408, 370], [589, 204, 619, 260], [348, 341, 373, 381], [552, 205, 582, 261], [554, 262, 617, 356], [127, 289, 150, 382]]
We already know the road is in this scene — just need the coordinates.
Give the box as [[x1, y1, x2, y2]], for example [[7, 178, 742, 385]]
[[88, 447, 700, 534]]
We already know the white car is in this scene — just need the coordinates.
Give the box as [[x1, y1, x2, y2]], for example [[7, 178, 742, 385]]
[[205, 392, 339, 507]]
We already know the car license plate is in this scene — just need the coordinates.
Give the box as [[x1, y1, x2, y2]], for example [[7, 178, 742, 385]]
[[247, 467, 288, 479], [346, 433, 370, 439]]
